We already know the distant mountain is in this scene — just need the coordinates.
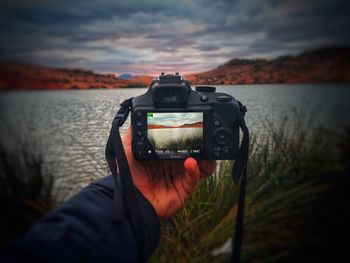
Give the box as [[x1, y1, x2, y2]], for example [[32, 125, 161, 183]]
[[118, 74, 133, 80], [186, 47, 350, 84]]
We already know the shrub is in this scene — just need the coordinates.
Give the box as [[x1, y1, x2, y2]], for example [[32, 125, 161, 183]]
[[0, 138, 55, 243]]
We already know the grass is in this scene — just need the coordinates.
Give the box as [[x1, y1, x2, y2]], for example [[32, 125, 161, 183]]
[[0, 138, 56, 243], [1, 112, 349, 262], [148, 133, 202, 151], [149, 113, 350, 262]]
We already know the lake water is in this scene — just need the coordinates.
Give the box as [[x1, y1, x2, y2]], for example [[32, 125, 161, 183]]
[[0, 84, 349, 200]]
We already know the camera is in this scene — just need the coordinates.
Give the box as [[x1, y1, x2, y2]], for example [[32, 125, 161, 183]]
[[131, 72, 242, 160]]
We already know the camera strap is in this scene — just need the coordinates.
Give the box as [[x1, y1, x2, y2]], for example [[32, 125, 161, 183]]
[[231, 101, 249, 263], [105, 98, 146, 262]]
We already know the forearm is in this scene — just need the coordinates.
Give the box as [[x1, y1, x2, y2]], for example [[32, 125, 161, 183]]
[[1, 176, 160, 262]]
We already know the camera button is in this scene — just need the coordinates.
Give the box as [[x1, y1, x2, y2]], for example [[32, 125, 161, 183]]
[[137, 131, 142, 136], [223, 147, 230, 155], [216, 95, 232, 102], [136, 121, 143, 127], [214, 128, 232, 145], [214, 119, 221, 127], [136, 111, 142, 117], [214, 151, 220, 157], [137, 140, 143, 146], [200, 95, 209, 102]]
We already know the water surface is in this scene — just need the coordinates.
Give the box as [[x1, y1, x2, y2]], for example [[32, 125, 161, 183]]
[[0, 84, 349, 199]]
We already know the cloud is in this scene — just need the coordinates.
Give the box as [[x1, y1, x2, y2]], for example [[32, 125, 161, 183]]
[[0, 0, 349, 74], [148, 112, 202, 126]]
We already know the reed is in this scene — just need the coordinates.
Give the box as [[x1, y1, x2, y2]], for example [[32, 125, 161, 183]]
[[148, 133, 202, 151], [0, 138, 55, 243]]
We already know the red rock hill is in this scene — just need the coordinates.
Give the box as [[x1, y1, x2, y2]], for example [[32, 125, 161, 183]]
[[1, 47, 349, 90], [148, 122, 203, 129], [0, 63, 152, 90], [186, 47, 350, 85]]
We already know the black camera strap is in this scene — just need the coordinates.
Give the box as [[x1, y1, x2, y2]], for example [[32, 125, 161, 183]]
[[231, 101, 249, 263], [105, 98, 146, 262], [105, 98, 249, 263]]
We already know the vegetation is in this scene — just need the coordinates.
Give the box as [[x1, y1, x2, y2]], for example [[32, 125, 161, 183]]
[[0, 138, 56, 243], [224, 58, 267, 66], [149, 114, 349, 262], [148, 133, 202, 151]]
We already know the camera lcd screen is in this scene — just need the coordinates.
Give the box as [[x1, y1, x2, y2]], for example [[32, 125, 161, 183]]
[[147, 112, 203, 158]]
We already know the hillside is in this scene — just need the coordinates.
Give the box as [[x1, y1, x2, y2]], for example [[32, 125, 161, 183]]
[[186, 47, 350, 85], [178, 122, 203, 128], [148, 122, 203, 129], [1, 47, 349, 90], [0, 63, 152, 90], [127, 75, 154, 87]]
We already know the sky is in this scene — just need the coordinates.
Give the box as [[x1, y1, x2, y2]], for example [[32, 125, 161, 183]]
[[148, 112, 203, 127], [0, 0, 349, 75]]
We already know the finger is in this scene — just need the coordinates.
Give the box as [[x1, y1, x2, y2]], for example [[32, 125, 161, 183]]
[[121, 126, 137, 171], [183, 158, 200, 194], [198, 160, 216, 179], [122, 126, 132, 147]]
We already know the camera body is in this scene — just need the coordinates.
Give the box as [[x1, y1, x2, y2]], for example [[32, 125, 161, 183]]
[[131, 73, 241, 160]]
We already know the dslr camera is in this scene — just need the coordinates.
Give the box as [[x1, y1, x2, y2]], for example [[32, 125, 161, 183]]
[[131, 73, 242, 160]]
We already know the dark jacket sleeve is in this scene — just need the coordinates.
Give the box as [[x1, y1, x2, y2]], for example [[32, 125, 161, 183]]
[[1, 176, 160, 263]]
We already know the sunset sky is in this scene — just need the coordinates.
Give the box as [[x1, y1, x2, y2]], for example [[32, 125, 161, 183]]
[[0, 0, 349, 75]]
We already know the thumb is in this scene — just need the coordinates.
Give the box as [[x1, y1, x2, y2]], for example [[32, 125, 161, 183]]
[[183, 158, 200, 194]]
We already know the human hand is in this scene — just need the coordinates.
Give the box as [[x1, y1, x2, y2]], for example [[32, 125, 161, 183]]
[[121, 127, 216, 219]]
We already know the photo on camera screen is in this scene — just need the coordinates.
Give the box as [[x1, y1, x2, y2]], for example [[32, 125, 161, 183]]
[[147, 112, 203, 156]]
